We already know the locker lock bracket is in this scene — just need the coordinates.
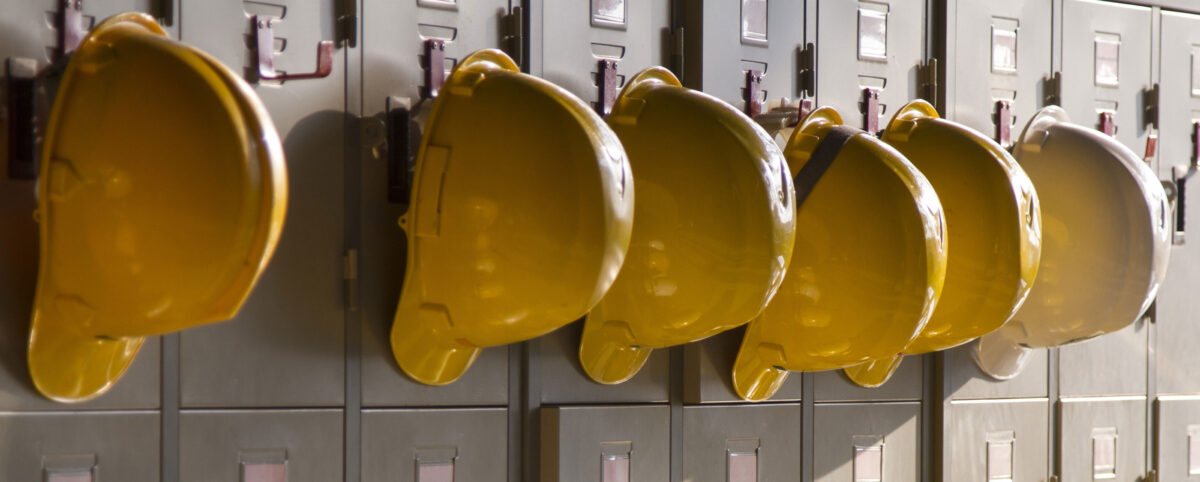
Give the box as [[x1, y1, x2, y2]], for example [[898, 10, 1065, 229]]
[[596, 59, 618, 116], [422, 39, 446, 99], [994, 100, 1013, 149], [744, 69, 764, 118], [1098, 111, 1116, 137], [861, 88, 881, 135], [382, 97, 421, 211], [252, 14, 334, 83]]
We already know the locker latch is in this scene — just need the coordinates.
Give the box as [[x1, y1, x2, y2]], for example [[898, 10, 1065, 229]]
[[422, 39, 446, 98], [798, 42, 816, 97], [59, 0, 86, 58], [744, 69, 764, 118], [1098, 111, 1116, 137], [994, 100, 1013, 149], [501, 7, 523, 69], [596, 59, 618, 116], [918, 58, 938, 105], [1045, 72, 1062, 106], [862, 88, 881, 135], [252, 15, 334, 83]]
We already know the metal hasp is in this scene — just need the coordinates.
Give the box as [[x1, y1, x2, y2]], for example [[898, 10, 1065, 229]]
[[994, 100, 1012, 148], [385, 98, 417, 209], [252, 15, 334, 82], [423, 39, 446, 99], [596, 59, 618, 116], [862, 88, 880, 135], [1098, 111, 1116, 137], [5, 58, 40, 179], [60, 0, 86, 57], [744, 69, 763, 117]]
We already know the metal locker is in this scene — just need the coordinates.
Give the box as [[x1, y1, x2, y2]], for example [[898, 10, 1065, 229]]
[[530, 0, 671, 105], [1154, 9, 1200, 396], [680, 403, 802, 481], [1058, 322, 1148, 397], [813, 355, 923, 402], [361, 408, 508, 482], [942, 0, 1052, 148], [683, 329, 802, 404], [680, 0, 805, 114], [179, 409, 343, 482], [0, 0, 169, 411], [947, 399, 1049, 481], [814, 0, 927, 133], [0, 412, 159, 480], [944, 343, 1049, 400], [537, 322, 669, 404], [177, 0, 347, 407], [1058, 397, 1148, 482], [811, 402, 920, 482], [1154, 396, 1200, 481], [1059, 0, 1153, 154], [357, 0, 513, 407], [541, 405, 670, 482]]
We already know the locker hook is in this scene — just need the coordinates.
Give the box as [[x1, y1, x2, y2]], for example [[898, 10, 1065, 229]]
[[252, 15, 334, 82]]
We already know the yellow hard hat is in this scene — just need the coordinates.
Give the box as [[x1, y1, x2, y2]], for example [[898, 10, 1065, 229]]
[[975, 106, 1170, 379], [390, 50, 635, 385], [732, 106, 948, 401], [839, 101, 1043, 387], [29, 13, 287, 402], [577, 68, 796, 385]]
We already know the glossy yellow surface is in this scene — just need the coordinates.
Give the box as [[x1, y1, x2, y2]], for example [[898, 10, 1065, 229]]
[[30, 13, 287, 402], [390, 50, 634, 386], [733, 107, 947, 401], [577, 68, 796, 385], [842, 101, 1042, 387]]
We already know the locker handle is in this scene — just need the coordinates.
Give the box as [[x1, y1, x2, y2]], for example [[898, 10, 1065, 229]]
[[59, 0, 87, 57], [597, 59, 618, 116], [861, 88, 880, 135], [744, 69, 763, 118], [1098, 111, 1116, 137], [423, 39, 446, 99], [994, 100, 1012, 148], [252, 15, 334, 83]]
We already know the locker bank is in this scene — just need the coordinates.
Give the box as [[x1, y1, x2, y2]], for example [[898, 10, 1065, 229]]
[[0, 0, 1197, 480]]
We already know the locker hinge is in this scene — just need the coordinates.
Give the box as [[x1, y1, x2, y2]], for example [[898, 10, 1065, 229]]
[[155, 0, 174, 26], [1045, 72, 1063, 106], [1144, 83, 1160, 128], [798, 42, 815, 97], [1143, 469, 1158, 482], [918, 58, 938, 106], [668, 27, 685, 78], [344, 249, 359, 312], [501, 7, 524, 69], [336, 0, 358, 47]]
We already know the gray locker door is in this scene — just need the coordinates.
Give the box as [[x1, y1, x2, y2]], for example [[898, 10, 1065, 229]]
[[1155, 10, 1200, 396], [361, 408, 508, 482], [812, 402, 920, 482], [945, 343, 1050, 400], [1155, 396, 1200, 481], [541, 405, 670, 482], [680, 403, 802, 482], [532, 0, 671, 107], [0, 412, 160, 480], [357, 0, 513, 408], [944, 0, 1051, 144], [815, 0, 926, 132], [1059, 0, 1153, 153], [1058, 397, 1148, 482], [1059, 322, 1148, 397], [683, 0, 804, 111], [537, 322, 669, 404], [813, 355, 923, 402], [180, 409, 343, 482], [0, 0, 166, 411], [683, 329, 802, 404], [178, 0, 346, 407], [948, 399, 1050, 481]]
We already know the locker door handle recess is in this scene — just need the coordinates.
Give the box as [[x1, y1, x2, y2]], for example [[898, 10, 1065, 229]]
[[43, 454, 97, 482], [601, 441, 632, 482], [240, 449, 288, 482], [416, 447, 457, 482], [853, 435, 884, 482], [726, 438, 760, 482]]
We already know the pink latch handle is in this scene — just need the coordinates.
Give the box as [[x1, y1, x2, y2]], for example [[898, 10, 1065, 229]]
[[253, 15, 334, 82], [1098, 111, 1116, 137]]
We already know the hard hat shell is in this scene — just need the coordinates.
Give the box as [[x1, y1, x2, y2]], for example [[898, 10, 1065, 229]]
[[29, 13, 287, 402], [841, 100, 1043, 387], [390, 50, 635, 386], [975, 106, 1171, 379], [732, 106, 948, 401], [577, 67, 796, 385]]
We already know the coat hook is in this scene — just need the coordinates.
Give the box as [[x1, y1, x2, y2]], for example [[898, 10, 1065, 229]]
[[252, 14, 334, 82]]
